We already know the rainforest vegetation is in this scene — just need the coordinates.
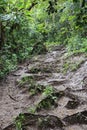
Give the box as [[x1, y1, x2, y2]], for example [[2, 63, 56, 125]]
[[0, 0, 87, 78], [0, 1, 87, 130]]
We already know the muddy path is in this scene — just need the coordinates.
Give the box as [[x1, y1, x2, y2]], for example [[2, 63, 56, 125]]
[[0, 46, 87, 130]]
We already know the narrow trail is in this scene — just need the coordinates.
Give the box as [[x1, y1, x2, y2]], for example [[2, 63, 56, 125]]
[[0, 46, 87, 130]]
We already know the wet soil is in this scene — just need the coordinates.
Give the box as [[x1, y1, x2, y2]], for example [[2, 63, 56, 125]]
[[0, 45, 87, 130]]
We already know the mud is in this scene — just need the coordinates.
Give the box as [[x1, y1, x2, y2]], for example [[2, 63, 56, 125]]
[[0, 45, 87, 130]]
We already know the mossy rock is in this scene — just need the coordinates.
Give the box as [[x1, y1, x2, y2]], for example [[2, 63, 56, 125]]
[[36, 95, 58, 111], [15, 113, 64, 129], [31, 42, 47, 55], [36, 88, 65, 111], [36, 92, 62, 111]]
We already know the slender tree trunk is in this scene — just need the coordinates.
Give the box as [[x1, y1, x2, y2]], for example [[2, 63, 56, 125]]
[[0, 22, 5, 49], [81, 0, 85, 7]]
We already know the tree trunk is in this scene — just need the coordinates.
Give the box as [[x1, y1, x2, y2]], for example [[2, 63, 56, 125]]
[[81, 0, 85, 7], [0, 22, 5, 49]]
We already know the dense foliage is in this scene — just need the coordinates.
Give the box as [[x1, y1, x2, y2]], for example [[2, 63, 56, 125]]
[[0, 0, 87, 78]]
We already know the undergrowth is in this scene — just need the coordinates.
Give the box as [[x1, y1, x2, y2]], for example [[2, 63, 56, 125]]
[[0, 0, 87, 78]]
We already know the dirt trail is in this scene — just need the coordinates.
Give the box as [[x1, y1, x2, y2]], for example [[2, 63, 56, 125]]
[[0, 46, 87, 130]]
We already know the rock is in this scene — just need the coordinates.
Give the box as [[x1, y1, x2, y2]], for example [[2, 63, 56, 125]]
[[15, 113, 64, 128], [82, 76, 87, 89], [63, 111, 87, 125], [36, 96, 58, 111], [48, 79, 68, 86], [65, 100, 79, 109]]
